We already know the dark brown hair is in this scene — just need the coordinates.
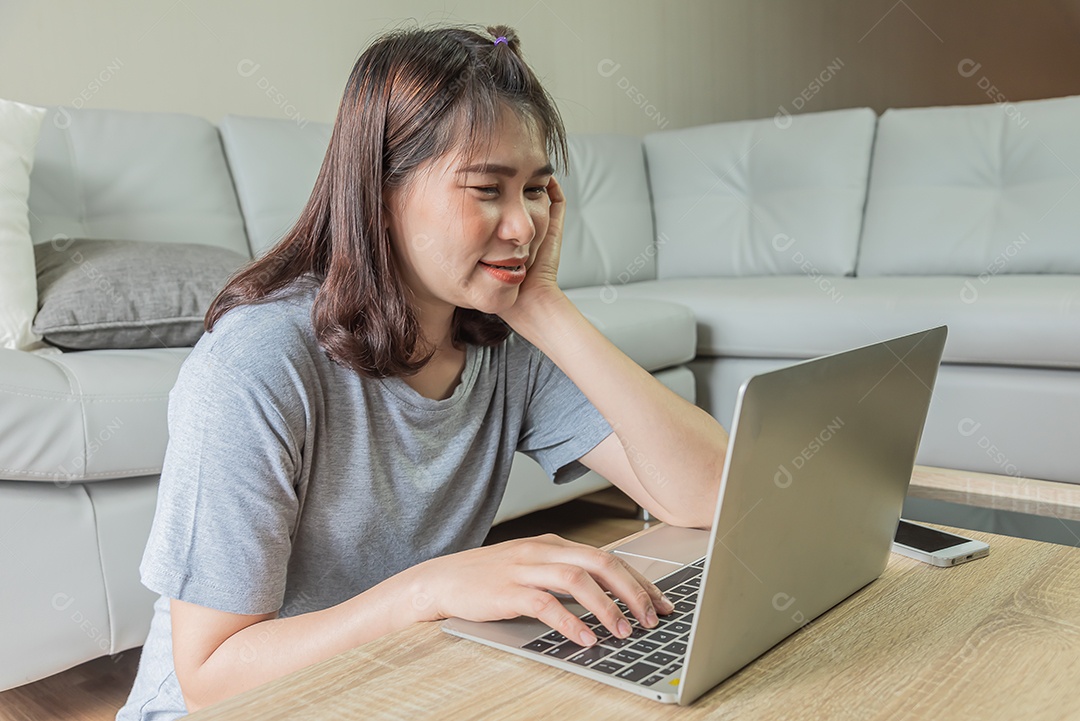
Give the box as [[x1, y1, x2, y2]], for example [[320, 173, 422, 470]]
[[205, 23, 569, 377]]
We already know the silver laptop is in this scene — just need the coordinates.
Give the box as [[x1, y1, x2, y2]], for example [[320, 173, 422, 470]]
[[442, 326, 948, 705]]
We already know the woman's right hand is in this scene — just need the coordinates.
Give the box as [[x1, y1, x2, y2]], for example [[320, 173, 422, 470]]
[[408, 533, 676, 646]]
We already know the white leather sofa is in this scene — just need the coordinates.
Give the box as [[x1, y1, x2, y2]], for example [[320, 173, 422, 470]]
[[3, 92, 1079, 690], [616, 96, 1080, 547], [0, 106, 696, 691], [623, 96, 1080, 487]]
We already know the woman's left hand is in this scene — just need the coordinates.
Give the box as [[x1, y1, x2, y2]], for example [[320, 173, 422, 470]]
[[498, 176, 568, 329]]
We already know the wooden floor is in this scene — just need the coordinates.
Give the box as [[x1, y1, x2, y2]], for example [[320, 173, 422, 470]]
[[0, 488, 646, 721]]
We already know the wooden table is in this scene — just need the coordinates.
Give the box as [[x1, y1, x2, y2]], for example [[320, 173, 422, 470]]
[[190, 477, 1080, 720], [908, 464, 1080, 523]]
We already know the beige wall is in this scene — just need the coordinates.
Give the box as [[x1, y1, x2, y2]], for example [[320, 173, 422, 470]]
[[0, 0, 729, 135], [1, 0, 1078, 137]]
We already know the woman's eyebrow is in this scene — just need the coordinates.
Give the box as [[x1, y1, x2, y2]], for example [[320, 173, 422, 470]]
[[456, 162, 554, 177]]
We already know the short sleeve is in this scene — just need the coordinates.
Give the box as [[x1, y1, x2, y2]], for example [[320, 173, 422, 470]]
[[139, 351, 300, 615], [516, 343, 613, 485]]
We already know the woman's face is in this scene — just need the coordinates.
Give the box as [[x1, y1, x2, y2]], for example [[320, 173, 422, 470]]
[[384, 105, 554, 318]]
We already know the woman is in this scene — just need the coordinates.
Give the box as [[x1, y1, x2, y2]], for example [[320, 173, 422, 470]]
[[117, 23, 726, 719]]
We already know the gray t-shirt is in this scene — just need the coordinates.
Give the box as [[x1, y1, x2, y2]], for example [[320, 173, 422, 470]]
[[116, 274, 612, 720]]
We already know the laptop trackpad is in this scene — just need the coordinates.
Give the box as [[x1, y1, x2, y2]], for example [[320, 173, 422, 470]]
[[610, 524, 710, 581]]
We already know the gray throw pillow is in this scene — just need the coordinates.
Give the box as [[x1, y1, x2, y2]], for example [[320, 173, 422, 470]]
[[33, 238, 249, 350]]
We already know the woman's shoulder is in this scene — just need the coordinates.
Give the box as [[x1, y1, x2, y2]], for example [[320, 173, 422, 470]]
[[189, 276, 322, 383]]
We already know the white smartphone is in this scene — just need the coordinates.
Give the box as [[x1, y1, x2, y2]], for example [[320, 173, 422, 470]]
[[891, 519, 990, 567]]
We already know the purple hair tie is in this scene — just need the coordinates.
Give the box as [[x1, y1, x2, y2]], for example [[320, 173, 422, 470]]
[[494, 36, 508, 46]]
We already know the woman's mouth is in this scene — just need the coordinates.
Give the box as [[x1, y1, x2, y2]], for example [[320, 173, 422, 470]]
[[479, 259, 527, 284]]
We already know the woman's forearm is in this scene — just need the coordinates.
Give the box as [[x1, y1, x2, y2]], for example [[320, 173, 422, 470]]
[[513, 292, 727, 527], [185, 565, 430, 712], [184, 530, 675, 712]]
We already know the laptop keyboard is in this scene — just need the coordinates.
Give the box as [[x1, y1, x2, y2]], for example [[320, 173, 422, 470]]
[[519, 556, 706, 687]]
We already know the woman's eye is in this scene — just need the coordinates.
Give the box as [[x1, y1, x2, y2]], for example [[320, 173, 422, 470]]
[[468, 185, 548, 198]]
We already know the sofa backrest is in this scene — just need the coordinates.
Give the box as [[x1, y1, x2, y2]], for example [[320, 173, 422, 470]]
[[857, 94, 1080, 276], [218, 114, 333, 258], [556, 134, 657, 289], [643, 107, 877, 279], [218, 115, 657, 289], [28, 107, 250, 257]]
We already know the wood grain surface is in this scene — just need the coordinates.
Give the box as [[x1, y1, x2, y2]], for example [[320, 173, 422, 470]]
[[908, 464, 1080, 522], [188, 521, 1080, 720]]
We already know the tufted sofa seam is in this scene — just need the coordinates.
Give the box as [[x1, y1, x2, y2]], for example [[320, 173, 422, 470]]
[[0, 466, 162, 478], [40, 353, 93, 479], [82, 483, 116, 654], [0, 386, 168, 402]]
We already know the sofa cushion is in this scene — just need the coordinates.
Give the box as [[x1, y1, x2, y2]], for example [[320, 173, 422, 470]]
[[218, 114, 333, 257], [0, 346, 189, 482], [28, 107, 251, 257], [0, 98, 47, 351], [32, 239, 248, 350], [569, 276, 1080, 369], [857, 94, 1080, 276], [644, 107, 877, 279], [563, 294, 695, 371], [556, 134, 656, 290]]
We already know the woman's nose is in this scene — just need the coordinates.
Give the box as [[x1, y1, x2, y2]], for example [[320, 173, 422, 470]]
[[500, 198, 535, 245]]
